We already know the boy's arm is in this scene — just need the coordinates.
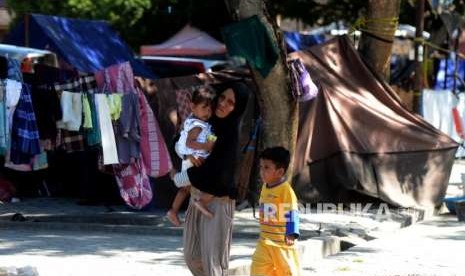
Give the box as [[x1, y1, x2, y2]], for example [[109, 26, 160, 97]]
[[285, 189, 300, 243], [186, 127, 215, 152]]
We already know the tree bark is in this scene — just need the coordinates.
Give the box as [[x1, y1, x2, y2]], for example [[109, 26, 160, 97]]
[[358, 0, 401, 79], [224, 0, 298, 176]]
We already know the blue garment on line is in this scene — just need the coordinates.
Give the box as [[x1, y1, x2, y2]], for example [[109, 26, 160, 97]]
[[10, 84, 41, 164], [7, 57, 23, 82]]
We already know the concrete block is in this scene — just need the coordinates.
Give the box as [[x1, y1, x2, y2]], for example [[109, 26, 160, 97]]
[[298, 236, 341, 266], [229, 259, 251, 276]]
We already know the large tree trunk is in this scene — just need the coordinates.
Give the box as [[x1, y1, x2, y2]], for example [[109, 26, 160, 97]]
[[224, 0, 298, 176], [358, 0, 401, 79]]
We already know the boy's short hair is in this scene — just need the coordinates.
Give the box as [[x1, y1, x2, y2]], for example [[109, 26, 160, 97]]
[[191, 86, 215, 106], [259, 146, 290, 172]]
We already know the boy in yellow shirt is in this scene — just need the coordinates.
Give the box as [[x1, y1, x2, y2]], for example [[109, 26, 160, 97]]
[[251, 146, 301, 276]]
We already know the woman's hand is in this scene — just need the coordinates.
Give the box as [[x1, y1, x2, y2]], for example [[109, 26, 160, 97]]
[[204, 140, 215, 152], [187, 155, 205, 167]]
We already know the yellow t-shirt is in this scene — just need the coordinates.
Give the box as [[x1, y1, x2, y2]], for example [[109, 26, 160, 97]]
[[258, 180, 300, 248]]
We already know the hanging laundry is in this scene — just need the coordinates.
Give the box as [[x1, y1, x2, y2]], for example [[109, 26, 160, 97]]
[[222, 15, 279, 77], [95, 94, 119, 165], [115, 93, 140, 164], [138, 88, 172, 178], [113, 159, 152, 210], [0, 81, 6, 154], [288, 58, 318, 102], [422, 89, 465, 157], [82, 94, 93, 129], [95, 62, 135, 94], [32, 151, 49, 171], [54, 74, 98, 94], [175, 89, 192, 126], [107, 93, 123, 121], [4, 153, 32, 171], [85, 94, 101, 146], [10, 84, 41, 164], [4, 79, 23, 156], [34, 64, 80, 84], [6, 79, 22, 129], [7, 57, 23, 82], [57, 91, 83, 131], [57, 129, 85, 153], [30, 86, 62, 140]]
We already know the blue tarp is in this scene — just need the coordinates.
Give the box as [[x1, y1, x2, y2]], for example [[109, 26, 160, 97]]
[[5, 14, 155, 79], [284, 31, 325, 53], [434, 57, 465, 91]]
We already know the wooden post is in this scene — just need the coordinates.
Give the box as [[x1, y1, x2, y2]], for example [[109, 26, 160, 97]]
[[413, 0, 425, 113]]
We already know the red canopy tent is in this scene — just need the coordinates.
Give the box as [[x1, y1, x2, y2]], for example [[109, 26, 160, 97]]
[[140, 25, 226, 57]]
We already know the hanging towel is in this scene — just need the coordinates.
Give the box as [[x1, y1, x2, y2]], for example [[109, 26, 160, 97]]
[[57, 91, 83, 131], [85, 94, 101, 146], [138, 88, 172, 177], [95, 94, 119, 165], [6, 79, 22, 130], [82, 93, 93, 129], [10, 84, 41, 164], [107, 94, 123, 121], [222, 15, 279, 77]]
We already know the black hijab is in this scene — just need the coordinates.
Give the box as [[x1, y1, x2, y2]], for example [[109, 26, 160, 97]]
[[187, 81, 250, 199]]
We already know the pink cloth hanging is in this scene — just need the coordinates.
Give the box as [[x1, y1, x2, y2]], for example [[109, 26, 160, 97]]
[[95, 61, 135, 93], [138, 87, 172, 178], [113, 159, 152, 209]]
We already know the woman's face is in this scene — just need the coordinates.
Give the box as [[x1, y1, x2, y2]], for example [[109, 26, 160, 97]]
[[215, 88, 236, 118]]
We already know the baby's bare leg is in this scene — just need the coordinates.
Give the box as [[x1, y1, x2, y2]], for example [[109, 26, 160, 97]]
[[167, 186, 190, 226], [193, 192, 214, 219]]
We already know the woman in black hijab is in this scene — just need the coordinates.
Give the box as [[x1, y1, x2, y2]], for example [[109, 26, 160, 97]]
[[182, 81, 249, 276]]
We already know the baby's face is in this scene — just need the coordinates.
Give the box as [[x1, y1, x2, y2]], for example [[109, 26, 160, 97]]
[[192, 102, 212, 121]]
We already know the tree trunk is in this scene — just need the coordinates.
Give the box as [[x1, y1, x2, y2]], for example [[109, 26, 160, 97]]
[[358, 0, 401, 79], [223, 0, 298, 176]]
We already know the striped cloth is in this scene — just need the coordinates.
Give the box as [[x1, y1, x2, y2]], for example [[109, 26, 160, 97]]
[[138, 88, 172, 178], [53, 74, 98, 94], [95, 61, 135, 94], [7, 57, 23, 82], [10, 84, 41, 164], [174, 170, 191, 188], [113, 159, 152, 210], [175, 89, 192, 126]]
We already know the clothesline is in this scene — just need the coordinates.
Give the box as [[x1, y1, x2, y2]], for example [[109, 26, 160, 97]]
[[0, 59, 173, 210]]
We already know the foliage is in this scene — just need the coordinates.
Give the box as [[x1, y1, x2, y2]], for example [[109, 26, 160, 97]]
[[268, 0, 367, 28], [8, 0, 465, 50], [6, 0, 153, 47]]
